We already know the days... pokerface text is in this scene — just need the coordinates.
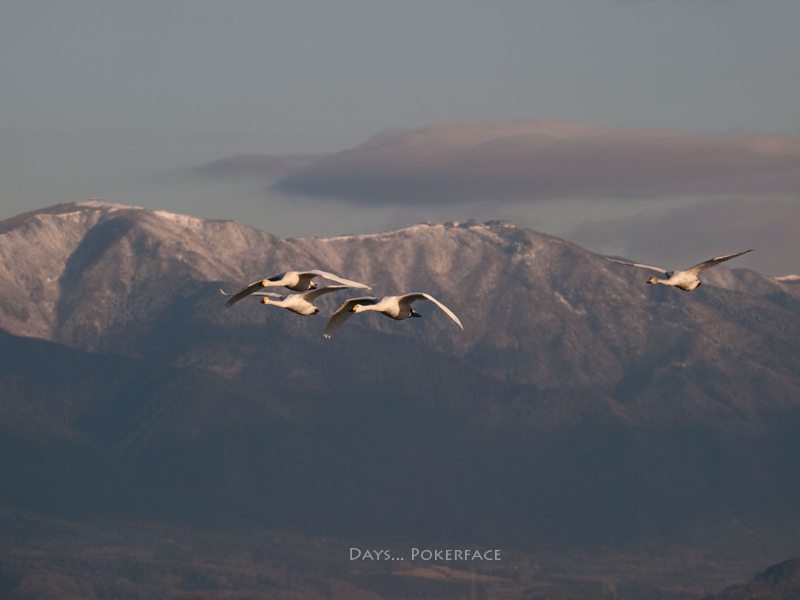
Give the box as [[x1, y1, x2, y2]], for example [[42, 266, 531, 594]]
[[349, 548, 501, 561]]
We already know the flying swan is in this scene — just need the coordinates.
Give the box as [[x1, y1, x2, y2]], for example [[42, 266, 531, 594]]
[[606, 249, 754, 291], [323, 293, 463, 338], [222, 285, 351, 315], [224, 270, 370, 308]]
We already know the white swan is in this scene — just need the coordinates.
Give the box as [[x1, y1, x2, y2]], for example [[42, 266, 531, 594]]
[[606, 249, 754, 291], [225, 270, 370, 307], [221, 285, 350, 315], [323, 293, 463, 338]]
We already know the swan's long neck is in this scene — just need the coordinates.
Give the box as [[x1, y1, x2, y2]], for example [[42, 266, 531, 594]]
[[647, 277, 669, 286], [357, 304, 382, 313], [262, 297, 289, 307]]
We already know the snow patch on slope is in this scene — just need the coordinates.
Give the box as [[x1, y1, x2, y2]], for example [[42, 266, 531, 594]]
[[554, 292, 587, 316], [76, 200, 140, 212]]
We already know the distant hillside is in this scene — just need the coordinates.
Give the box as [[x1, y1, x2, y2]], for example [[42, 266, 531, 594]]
[[1, 201, 800, 555], [702, 557, 800, 600]]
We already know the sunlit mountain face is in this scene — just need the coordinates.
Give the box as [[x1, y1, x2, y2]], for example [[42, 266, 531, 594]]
[[2, 201, 800, 558]]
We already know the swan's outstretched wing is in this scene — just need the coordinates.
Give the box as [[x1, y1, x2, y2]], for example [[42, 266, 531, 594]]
[[301, 285, 350, 302], [686, 249, 754, 275], [323, 296, 378, 338], [400, 293, 464, 330], [606, 257, 669, 275], [302, 270, 371, 289], [221, 288, 281, 298], [222, 281, 267, 307]]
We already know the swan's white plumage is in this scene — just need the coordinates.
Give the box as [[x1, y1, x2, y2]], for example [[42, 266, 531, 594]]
[[221, 285, 350, 315], [224, 270, 370, 307], [607, 249, 754, 291], [605, 258, 670, 276], [323, 293, 463, 338]]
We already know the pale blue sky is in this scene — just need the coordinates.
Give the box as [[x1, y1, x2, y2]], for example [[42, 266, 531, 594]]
[[5, 2, 800, 138], [2, 1, 799, 272]]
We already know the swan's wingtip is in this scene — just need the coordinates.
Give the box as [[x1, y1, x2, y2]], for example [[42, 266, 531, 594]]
[[220, 289, 235, 308]]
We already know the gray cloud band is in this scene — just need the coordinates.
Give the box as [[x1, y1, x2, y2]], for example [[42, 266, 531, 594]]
[[197, 121, 800, 206], [193, 153, 321, 181]]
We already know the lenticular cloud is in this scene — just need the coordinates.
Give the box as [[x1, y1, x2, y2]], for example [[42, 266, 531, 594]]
[[272, 120, 800, 206]]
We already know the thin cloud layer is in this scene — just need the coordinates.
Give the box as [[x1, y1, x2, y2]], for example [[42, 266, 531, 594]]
[[193, 153, 321, 181], [566, 198, 800, 277], [270, 121, 800, 206]]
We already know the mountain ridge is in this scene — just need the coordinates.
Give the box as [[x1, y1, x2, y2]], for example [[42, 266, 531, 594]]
[[702, 557, 800, 600], [2, 201, 800, 556], [2, 201, 800, 431]]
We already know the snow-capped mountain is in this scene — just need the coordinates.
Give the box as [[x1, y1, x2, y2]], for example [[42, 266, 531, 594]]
[[2, 201, 799, 419], [2, 201, 800, 552]]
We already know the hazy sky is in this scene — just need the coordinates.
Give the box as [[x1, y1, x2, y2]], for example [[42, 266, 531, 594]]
[[2, 1, 799, 273]]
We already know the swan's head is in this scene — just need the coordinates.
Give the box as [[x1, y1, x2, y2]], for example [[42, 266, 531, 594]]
[[261, 297, 269, 304], [646, 277, 658, 285], [351, 304, 363, 313], [260, 279, 269, 286]]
